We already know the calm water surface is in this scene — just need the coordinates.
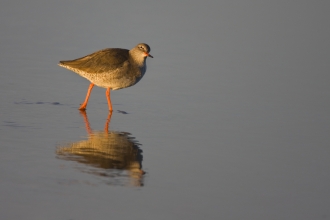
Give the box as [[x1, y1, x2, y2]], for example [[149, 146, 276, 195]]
[[1, 1, 330, 219]]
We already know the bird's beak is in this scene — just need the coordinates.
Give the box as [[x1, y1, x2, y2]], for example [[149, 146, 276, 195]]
[[145, 52, 153, 58]]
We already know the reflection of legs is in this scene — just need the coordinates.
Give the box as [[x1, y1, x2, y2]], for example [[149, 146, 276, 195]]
[[104, 111, 113, 132], [106, 88, 113, 112], [79, 83, 94, 110], [80, 110, 112, 134], [79, 110, 92, 134]]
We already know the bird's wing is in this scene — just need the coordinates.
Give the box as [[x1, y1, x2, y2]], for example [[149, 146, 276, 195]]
[[59, 48, 130, 74]]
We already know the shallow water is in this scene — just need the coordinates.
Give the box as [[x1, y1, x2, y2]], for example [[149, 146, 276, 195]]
[[1, 1, 330, 219]]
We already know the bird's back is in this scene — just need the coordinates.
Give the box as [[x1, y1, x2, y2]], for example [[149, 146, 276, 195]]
[[59, 48, 130, 74]]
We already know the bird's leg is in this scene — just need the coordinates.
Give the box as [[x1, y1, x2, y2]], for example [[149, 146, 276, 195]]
[[105, 88, 113, 112], [79, 83, 94, 110]]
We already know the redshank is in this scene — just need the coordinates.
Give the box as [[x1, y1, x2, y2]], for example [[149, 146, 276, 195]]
[[58, 43, 153, 111]]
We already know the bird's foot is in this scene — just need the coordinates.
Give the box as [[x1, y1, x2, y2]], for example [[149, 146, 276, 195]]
[[79, 104, 87, 110]]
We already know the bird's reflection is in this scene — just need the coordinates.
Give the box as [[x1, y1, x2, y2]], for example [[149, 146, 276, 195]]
[[56, 111, 144, 187]]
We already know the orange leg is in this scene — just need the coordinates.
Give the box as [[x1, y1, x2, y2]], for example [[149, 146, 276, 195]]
[[79, 83, 94, 110], [106, 88, 113, 112]]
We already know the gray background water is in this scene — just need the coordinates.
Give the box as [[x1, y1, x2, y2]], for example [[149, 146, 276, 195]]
[[1, 0, 330, 219]]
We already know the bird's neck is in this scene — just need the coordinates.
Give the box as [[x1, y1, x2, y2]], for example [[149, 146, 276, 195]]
[[129, 51, 147, 67]]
